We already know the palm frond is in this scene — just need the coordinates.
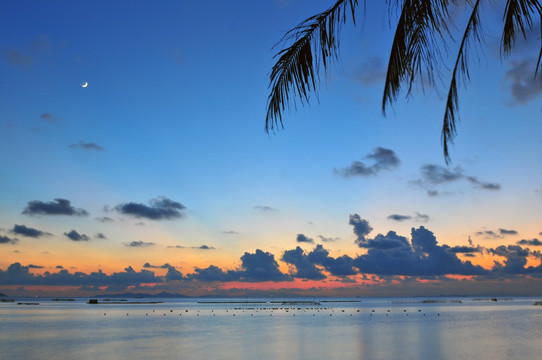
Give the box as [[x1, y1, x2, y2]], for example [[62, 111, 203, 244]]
[[382, 0, 450, 114], [502, 0, 541, 53], [265, 0, 360, 132], [442, 0, 482, 164]]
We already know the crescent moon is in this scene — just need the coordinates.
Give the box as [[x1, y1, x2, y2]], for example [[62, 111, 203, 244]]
[[81, 82, 88, 88]]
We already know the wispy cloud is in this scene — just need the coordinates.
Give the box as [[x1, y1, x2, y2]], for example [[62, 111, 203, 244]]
[[413, 164, 501, 195], [69, 141, 104, 151], [505, 59, 542, 104], [254, 205, 276, 212]]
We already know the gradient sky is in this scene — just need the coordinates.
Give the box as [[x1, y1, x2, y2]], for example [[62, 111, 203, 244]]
[[1, 0, 541, 298]]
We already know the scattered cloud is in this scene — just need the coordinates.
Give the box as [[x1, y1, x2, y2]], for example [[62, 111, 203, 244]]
[[335, 147, 400, 177], [296, 233, 314, 244], [222, 230, 239, 235], [95, 233, 106, 239], [64, 230, 89, 242], [69, 140, 104, 151], [387, 212, 430, 222], [0, 235, 18, 244], [475, 228, 518, 239], [505, 59, 542, 104], [143, 263, 174, 269], [499, 228, 518, 236], [356, 57, 387, 85], [124, 241, 155, 247], [96, 216, 114, 223], [22, 198, 89, 217], [387, 214, 411, 222], [254, 205, 276, 212], [413, 164, 501, 195], [28, 264, 44, 269], [517, 239, 542, 246], [11, 224, 51, 238], [39, 113, 62, 122], [197, 245, 215, 250], [115, 196, 186, 220], [317, 235, 340, 242]]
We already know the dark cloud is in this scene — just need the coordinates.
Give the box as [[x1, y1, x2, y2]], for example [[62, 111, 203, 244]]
[[475, 229, 517, 239], [517, 238, 542, 246], [124, 241, 155, 247], [335, 147, 400, 177], [0, 235, 18, 244], [350, 218, 487, 276], [415, 164, 501, 194], [466, 176, 501, 190], [143, 263, 173, 269], [187, 265, 238, 282], [317, 235, 339, 242], [489, 245, 541, 274], [448, 246, 483, 254], [499, 228, 518, 236], [95, 233, 107, 239], [165, 267, 184, 281], [0, 263, 162, 291], [307, 245, 356, 276], [356, 57, 387, 85], [387, 214, 411, 222], [197, 245, 215, 250], [69, 140, 104, 151], [420, 164, 463, 184], [11, 224, 51, 238], [296, 233, 314, 244], [388, 213, 430, 222], [505, 59, 542, 104], [476, 230, 501, 239], [254, 205, 276, 212], [349, 214, 373, 246], [64, 230, 89, 242], [237, 250, 291, 282], [22, 198, 88, 217], [96, 217, 114, 223], [115, 197, 186, 220], [282, 246, 326, 280], [28, 264, 44, 269]]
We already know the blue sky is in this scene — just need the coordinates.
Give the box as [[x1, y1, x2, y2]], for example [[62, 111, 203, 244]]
[[0, 0, 541, 297]]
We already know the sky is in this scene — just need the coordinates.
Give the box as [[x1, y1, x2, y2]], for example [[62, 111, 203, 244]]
[[1, 0, 541, 298]]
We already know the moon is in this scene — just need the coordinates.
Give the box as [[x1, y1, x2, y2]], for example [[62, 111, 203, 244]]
[[81, 82, 88, 88]]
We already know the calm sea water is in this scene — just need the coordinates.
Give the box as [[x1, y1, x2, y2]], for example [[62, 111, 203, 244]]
[[1, 297, 541, 360]]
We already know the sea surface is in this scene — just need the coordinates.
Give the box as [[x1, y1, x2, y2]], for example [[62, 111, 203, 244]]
[[1, 296, 541, 360]]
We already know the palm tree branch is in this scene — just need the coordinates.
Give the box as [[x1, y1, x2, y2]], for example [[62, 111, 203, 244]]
[[265, 0, 360, 132], [442, 0, 482, 164], [382, 0, 450, 114]]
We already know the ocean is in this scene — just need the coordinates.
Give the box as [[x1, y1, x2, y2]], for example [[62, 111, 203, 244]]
[[1, 297, 541, 360]]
